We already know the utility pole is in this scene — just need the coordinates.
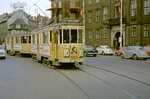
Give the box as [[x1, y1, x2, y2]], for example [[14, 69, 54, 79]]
[[33, 4, 49, 18], [120, 0, 123, 47]]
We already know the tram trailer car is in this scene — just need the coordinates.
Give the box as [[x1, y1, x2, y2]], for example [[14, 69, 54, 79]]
[[31, 21, 84, 67], [6, 32, 31, 56]]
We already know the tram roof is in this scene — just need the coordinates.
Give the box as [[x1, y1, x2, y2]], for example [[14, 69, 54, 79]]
[[32, 18, 83, 32], [7, 32, 31, 37]]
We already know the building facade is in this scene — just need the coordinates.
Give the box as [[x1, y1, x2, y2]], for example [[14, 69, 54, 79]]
[[48, 0, 150, 48], [85, 0, 150, 48], [48, 0, 81, 23], [0, 10, 38, 43]]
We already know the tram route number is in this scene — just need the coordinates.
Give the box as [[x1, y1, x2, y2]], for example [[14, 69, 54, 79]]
[[70, 55, 78, 60]]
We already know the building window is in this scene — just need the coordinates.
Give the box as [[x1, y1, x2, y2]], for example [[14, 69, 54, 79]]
[[96, 9, 100, 22], [88, 31, 92, 40], [16, 24, 21, 29], [131, 27, 136, 38], [58, 1, 62, 8], [96, 0, 100, 3], [103, 30, 107, 39], [144, 25, 149, 37], [144, 0, 150, 15], [115, 2, 120, 18], [59, 14, 62, 21], [88, 0, 92, 5], [88, 11, 92, 23], [103, 7, 108, 21], [131, 0, 137, 16], [96, 30, 100, 40]]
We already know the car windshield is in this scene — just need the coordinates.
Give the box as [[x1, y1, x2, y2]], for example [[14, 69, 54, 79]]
[[105, 47, 110, 49], [85, 46, 94, 50], [0, 46, 4, 49]]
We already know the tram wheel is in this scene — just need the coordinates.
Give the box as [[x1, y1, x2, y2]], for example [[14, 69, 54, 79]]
[[74, 62, 80, 68]]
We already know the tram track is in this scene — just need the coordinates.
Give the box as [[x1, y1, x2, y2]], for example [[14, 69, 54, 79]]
[[54, 69, 91, 99], [77, 67, 140, 99], [41, 63, 149, 99], [55, 67, 139, 99], [83, 63, 150, 87]]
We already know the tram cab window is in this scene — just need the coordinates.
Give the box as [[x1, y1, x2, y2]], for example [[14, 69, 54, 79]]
[[71, 29, 77, 43], [21, 36, 27, 43], [32, 34, 35, 44], [42, 32, 48, 44], [28, 36, 31, 44], [49, 31, 52, 44], [78, 29, 83, 43], [63, 29, 69, 43]]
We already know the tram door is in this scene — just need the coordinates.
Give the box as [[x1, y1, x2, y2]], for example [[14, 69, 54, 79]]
[[52, 31, 58, 60], [11, 37, 14, 54], [36, 34, 40, 60]]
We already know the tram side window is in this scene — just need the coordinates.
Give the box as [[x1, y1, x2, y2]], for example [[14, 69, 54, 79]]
[[15, 37, 19, 44], [32, 34, 35, 44], [28, 36, 31, 44], [21, 36, 27, 43], [71, 29, 77, 43], [49, 31, 52, 44], [63, 29, 69, 43], [79, 29, 83, 43], [7, 38, 10, 44], [60, 29, 62, 44], [43, 32, 48, 44]]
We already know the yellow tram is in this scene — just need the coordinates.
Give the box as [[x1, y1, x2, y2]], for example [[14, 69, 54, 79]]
[[6, 32, 31, 56], [31, 19, 84, 67]]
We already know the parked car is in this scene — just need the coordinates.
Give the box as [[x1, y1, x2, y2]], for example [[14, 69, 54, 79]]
[[120, 46, 149, 60], [0, 45, 6, 59], [144, 46, 150, 56], [115, 47, 128, 56], [96, 45, 113, 55], [84, 45, 97, 57]]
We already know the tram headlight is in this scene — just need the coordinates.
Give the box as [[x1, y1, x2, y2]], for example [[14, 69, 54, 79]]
[[72, 47, 77, 53]]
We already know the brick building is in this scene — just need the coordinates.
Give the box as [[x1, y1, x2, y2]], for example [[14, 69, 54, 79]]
[[47, 0, 81, 23], [48, 0, 150, 48], [85, 0, 150, 48]]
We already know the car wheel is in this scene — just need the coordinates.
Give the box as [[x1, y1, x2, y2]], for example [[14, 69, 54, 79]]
[[102, 51, 105, 55], [133, 54, 138, 60], [115, 53, 118, 56], [121, 53, 124, 59], [84, 52, 88, 57]]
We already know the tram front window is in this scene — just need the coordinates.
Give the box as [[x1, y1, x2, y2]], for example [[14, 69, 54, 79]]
[[63, 29, 69, 43], [71, 29, 77, 43], [21, 36, 27, 43]]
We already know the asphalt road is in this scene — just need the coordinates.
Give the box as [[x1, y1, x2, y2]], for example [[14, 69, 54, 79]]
[[0, 55, 150, 99]]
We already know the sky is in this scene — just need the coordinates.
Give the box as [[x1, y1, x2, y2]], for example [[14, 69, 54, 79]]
[[0, 0, 51, 17]]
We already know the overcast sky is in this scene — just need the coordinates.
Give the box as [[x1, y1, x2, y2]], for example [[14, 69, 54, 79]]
[[0, 0, 51, 17]]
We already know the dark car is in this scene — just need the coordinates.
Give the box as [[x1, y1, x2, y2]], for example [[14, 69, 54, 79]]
[[84, 46, 97, 57]]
